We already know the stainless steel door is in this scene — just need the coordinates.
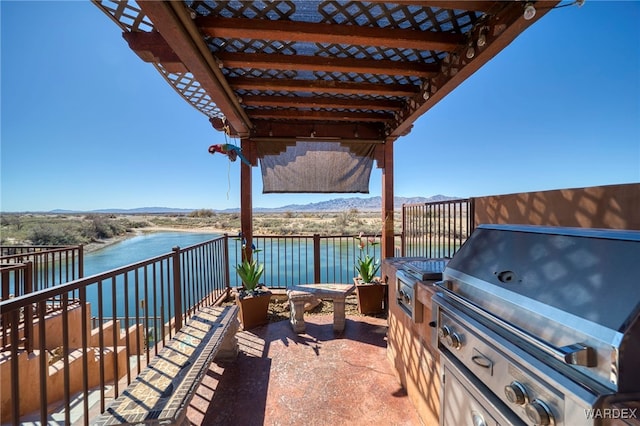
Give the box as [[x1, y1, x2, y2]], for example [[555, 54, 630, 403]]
[[441, 357, 525, 426]]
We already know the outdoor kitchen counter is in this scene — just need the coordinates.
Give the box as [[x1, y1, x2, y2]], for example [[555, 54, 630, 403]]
[[382, 257, 441, 426]]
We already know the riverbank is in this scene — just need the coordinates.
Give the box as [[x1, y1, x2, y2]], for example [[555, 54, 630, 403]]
[[83, 225, 227, 254], [1, 211, 399, 249]]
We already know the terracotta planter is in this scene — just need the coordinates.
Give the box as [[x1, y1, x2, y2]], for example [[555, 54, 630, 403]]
[[354, 278, 387, 315], [236, 290, 272, 330]]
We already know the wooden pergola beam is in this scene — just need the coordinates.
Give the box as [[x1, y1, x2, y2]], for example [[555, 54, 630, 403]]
[[196, 17, 464, 52], [247, 109, 395, 123], [137, 1, 252, 137], [122, 31, 187, 73], [217, 52, 440, 78], [231, 77, 418, 97], [241, 95, 404, 111], [381, 138, 395, 259], [250, 120, 385, 140]]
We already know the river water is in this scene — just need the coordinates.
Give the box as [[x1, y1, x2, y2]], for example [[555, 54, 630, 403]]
[[83, 232, 220, 276]]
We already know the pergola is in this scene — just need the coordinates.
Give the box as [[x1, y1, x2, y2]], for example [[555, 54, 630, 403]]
[[94, 0, 559, 257]]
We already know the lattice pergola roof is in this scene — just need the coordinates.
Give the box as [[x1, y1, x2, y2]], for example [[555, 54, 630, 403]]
[[94, 0, 559, 143]]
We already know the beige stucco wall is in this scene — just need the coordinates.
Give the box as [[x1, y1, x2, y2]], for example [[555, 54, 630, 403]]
[[1, 305, 144, 422], [473, 183, 639, 230]]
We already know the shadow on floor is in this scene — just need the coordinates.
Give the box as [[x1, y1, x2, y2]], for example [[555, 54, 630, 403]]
[[187, 314, 422, 426]]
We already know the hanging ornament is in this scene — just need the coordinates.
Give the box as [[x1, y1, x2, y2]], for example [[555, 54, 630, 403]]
[[208, 143, 250, 166]]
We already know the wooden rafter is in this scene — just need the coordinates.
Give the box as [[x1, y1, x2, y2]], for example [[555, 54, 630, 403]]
[[122, 31, 186, 73], [240, 95, 404, 111], [217, 52, 440, 78], [230, 77, 418, 97], [196, 17, 465, 52], [250, 120, 385, 141], [247, 109, 395, 123]]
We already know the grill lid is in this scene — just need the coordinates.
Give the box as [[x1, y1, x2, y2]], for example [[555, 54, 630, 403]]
[[446, 224, 640, 332], [404, 258, 448, 281], [442, 224, 640, 392]]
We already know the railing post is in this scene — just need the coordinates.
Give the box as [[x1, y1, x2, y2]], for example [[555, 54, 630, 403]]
[[78, 244, 84, 279], [172, 246, 183, 332], [401, 204, 406, 257], [223, 234, 231, 298], [469, 197, 476, 233], [24, 261, 34, 353], [313, 234, 321, 283]]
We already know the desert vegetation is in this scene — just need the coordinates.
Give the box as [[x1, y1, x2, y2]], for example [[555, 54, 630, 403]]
[[0, 214, 149, 246], [0, 209, 402, 247]]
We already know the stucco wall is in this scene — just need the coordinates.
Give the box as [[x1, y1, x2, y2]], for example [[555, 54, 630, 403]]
[[473, 183, 639, 230]]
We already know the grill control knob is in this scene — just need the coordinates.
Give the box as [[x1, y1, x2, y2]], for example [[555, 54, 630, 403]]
[[446, 332, 462, 349], [525, 400, 554, 426], [504, 381, 528, 406], [438, 325, 452, 340]]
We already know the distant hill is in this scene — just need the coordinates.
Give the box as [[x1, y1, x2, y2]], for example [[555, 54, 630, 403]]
[[250, 195, 458, 212], [42, 195, 459, 215]]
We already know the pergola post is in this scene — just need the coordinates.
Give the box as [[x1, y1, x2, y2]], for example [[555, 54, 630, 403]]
[[381, 138, 394, 259], [240, 139, 256, 258]]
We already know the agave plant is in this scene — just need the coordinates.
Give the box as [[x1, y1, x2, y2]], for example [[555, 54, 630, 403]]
[[235, 255, 264, 292], [354, 233, 380, 283], [235, 237, 265, 297]]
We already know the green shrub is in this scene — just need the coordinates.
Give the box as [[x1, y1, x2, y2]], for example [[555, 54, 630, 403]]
[[28, 224, 86, 245], [189, 209, 215, 218]]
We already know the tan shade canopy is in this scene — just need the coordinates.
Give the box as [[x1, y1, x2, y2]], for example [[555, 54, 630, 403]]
[[258, 141, 375, 193]]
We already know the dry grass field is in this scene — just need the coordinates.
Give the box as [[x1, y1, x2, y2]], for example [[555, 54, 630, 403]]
[[0, 210, 403, 248]]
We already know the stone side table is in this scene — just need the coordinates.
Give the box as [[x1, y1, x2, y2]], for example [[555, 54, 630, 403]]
[[286, 283, 355, 333]]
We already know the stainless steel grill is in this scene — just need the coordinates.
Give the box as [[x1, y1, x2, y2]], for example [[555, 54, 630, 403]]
[[396, 258, 447, 322], [432, 224, 640, 426]]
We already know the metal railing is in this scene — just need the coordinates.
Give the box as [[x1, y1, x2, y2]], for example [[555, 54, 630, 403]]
[[228, 233, 401, 288], [1, 230, 402, 424], [0, 245, 84, 295], [0, 236, 229, 426], [402, 198, 474, 258]]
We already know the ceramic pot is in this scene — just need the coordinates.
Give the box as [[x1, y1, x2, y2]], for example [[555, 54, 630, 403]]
[[236, 290, 272, 330], [354, 278, 387, 315]]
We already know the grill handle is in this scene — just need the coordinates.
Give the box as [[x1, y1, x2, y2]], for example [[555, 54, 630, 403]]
[[434, 281, 597, 368]]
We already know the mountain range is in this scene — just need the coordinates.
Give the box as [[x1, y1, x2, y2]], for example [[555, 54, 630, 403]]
[[47, 195, 457, 214]]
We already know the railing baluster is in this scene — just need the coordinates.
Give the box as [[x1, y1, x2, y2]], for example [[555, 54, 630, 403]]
[[123, 272, 131, 383], [111, 276, 119, 399], [80, 286, 90, 426], [62, 292, 71, 425], [38, 300, 48, 425], [152, 264, 159, 356], [10, 309, 20, 426], [24, 261, 33, 353], [172, 246, 182, 332], [98, 279, 105, 413]]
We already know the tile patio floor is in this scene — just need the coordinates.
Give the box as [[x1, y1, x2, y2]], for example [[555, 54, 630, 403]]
[[186, 314, 423, 426]]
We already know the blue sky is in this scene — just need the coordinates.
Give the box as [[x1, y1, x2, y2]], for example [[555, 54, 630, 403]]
[[1, 1, 638, 212]]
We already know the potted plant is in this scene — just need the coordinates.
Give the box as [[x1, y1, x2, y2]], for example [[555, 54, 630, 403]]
[[353, 233, 387, 315], [235, 238, 271, 330]]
